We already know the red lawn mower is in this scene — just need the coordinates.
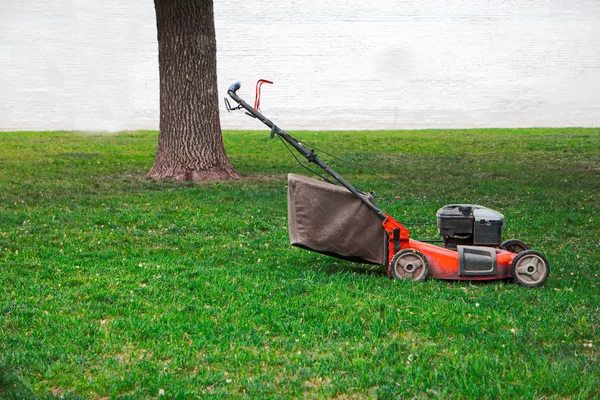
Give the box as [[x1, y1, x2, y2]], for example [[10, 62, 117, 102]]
[[226, 81, 549, 287]]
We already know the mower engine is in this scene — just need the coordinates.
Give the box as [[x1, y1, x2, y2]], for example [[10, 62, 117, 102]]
[[437, 204, 505, 250]]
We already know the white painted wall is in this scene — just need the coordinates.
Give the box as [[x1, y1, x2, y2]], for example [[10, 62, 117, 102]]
[[1, 0, 599, 131]]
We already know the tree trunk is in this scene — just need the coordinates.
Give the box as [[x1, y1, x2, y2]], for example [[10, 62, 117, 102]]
[[149, 0, 239, 181]]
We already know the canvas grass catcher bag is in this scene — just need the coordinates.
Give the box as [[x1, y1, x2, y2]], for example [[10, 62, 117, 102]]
[[287, 174, 386, 265]]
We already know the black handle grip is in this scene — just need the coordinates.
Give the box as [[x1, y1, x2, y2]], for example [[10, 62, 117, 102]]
[[228, 81, 241, 94]]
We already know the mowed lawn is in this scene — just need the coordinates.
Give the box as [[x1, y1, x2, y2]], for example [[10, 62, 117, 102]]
[[0, 128, 598, 399]]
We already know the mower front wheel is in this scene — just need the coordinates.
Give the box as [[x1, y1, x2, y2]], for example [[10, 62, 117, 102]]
[[390, 249, 429, 282], [511, 250, 550, 288]]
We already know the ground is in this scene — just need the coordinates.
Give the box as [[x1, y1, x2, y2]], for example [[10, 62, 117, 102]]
[[0, 128, 598, 398]]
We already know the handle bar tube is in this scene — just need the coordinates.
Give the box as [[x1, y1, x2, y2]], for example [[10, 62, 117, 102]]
[[227, 84, 386, 219]]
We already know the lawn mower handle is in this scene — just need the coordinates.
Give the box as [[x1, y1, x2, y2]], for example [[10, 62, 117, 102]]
[[226, 82, 386, 220], [228, 81, 241, 95]]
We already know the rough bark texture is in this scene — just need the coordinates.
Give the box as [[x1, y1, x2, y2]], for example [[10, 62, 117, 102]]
[[149, 0, 239, 181]]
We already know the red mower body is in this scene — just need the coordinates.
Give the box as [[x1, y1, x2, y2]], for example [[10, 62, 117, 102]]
[[383, 215, 514, 281]]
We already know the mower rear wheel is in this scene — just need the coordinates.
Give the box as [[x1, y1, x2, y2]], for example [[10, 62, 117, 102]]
[[500, 239, 529, 254], [390, 249, 429, 282], [511, 250, 550, 288]]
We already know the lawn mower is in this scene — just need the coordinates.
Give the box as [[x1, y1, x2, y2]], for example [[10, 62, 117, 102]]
[[225, 81, 549, 287]]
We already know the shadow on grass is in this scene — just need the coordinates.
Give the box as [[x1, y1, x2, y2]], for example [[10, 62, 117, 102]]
[[442, 277, 514, 287], [0, 365, 83, 400], [0, 366, 34, 400], [312, 260, 389, 277], [310, 258, 516, 287]]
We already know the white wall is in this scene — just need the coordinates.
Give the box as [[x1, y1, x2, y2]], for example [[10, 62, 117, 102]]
[[1, 0, 599, 131]]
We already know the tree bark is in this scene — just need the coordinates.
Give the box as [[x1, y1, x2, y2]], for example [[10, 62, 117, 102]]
[[149, 0, 239, 181]]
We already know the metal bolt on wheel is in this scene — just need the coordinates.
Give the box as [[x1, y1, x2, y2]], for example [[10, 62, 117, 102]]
[[390, 249, 429, 282], [511, 250, 550, 288]]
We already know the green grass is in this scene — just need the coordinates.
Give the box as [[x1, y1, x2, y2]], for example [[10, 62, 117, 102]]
[[0, 128, 599, 399]]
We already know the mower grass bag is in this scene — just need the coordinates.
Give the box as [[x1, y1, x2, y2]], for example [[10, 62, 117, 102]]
[[287, 173, 386, 265]]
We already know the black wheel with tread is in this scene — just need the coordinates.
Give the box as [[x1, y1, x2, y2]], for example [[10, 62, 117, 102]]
[[390, 249, 429, 282], [500, 239, 529, 254], [511, 250, 550, 288]]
